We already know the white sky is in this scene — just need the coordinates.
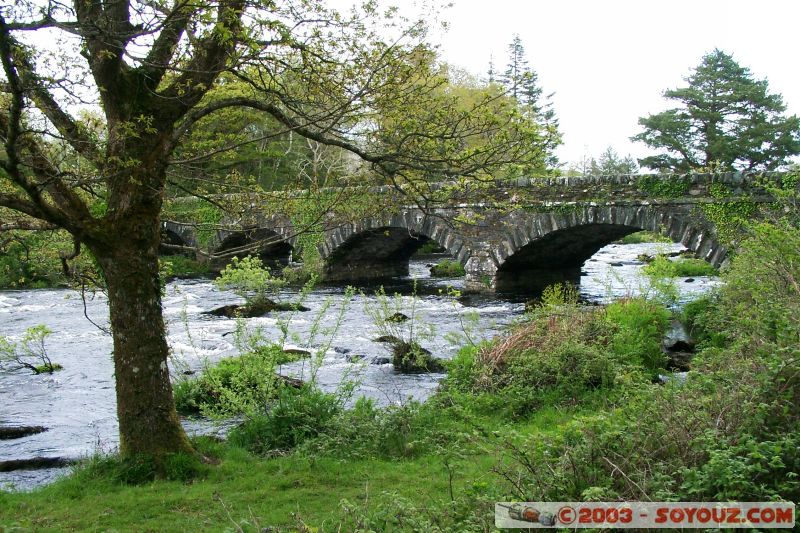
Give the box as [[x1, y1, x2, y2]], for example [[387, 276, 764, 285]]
[[418, 0, 800, 167]]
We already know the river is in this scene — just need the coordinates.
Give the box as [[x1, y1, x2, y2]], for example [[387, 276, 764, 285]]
[[0, 241, 718, 490]]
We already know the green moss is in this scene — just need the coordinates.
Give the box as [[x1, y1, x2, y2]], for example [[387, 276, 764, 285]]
[[637, 174, 691, 198], [700, 183, 757, 244]]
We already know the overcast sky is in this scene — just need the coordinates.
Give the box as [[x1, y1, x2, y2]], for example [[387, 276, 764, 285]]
[[412, 0, 800, 167]]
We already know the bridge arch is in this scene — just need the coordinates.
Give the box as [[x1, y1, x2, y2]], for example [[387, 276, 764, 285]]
[[488, 205, 726, 292], [210, 227, 295, 270], [319, 213, 465, 282], [160, 221, 199, 256]]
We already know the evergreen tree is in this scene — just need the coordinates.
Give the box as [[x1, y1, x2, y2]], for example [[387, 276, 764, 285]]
[[589, 147, 639, 175], [633, 49, 800, 172], [498, 35, 561, 168], [501, 35, 528, 100]]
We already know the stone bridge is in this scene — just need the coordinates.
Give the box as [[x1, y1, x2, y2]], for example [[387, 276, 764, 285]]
[[162, 172, 791, 292]]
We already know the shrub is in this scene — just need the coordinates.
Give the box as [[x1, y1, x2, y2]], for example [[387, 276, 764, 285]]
[[682, 295, 727, 348], [0, 230, 94, 289], [213, 255, 287, 305], [643, 255, 718, 277], [228, 385, 341, 454], [173, 344, 291, 417], [160, 256, 210, 279], [491, 217, 800, 504], [442, 302, 653, 418], [0, 325, 62, 374], [605, 298, 670, 375], [297, 397, 457, 460]]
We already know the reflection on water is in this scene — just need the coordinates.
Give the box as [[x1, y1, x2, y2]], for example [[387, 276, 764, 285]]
[[0, 241, 718, 490]]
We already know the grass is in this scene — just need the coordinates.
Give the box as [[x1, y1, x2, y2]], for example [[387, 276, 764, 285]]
[[617, 230, 671, 244], [643, 256, 718, 277], [429, 259, 465, 277], [0, 404, 587, 532]]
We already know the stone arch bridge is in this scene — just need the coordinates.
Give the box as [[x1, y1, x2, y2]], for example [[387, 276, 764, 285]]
[[162, 172, 787, 292]]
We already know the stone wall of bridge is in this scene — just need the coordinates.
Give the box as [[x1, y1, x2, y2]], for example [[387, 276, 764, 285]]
[[161, 172, 793, 292]]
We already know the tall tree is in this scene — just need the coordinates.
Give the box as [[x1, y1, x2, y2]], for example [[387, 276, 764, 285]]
[[501, 35, 528, 100], [0, 1, 546, 460], [633, 49, 800, 172], [498, 35, 560, 169], [487, 54, 496, 84]]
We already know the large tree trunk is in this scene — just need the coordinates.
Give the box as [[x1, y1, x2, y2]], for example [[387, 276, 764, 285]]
[[94, 238, 194, 457]]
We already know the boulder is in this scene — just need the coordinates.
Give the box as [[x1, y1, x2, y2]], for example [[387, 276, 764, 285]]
[[392, 341, 445, 373], [374, 335, 402, 344], [0, 425, 47, 440], [282, 348, 310, 358], [662, 319, 695, 352], [371, 356, 392, 365], [386, 312, 409, 323], [205, 299, 309, 318]]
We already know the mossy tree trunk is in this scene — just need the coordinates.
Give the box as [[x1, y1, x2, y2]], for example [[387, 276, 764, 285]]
[[94, 240, 193, 457], [89, 151, 195, 456]]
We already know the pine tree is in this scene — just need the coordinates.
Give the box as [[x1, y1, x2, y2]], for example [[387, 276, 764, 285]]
[[501, 35, 528, 100], [633, 49, 800, 171], [498, 35, 561, 168], [589, 147, 639, 175]]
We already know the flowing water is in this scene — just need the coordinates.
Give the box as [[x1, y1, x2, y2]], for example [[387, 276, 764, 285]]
[[0, 241, 718, 490]]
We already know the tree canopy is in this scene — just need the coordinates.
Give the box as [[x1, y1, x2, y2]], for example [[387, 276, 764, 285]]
[[633, 49, 800, 172]]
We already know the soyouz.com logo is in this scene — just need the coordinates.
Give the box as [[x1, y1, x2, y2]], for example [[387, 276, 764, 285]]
[[495, 502, 795, 529]]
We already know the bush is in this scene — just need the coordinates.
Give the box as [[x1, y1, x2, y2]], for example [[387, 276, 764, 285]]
[[0, 324, 62, 374], [0, 231, 92, 289], [160, 255, 210, 279], [682, 295, 727, 348], [228, 385, 341, 454], [213, 255, 287, 304], [296, 396, 458, 460], [442, 302, 656, 418], [173, 345, 291, 416], [605, 298, 670, 375]]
